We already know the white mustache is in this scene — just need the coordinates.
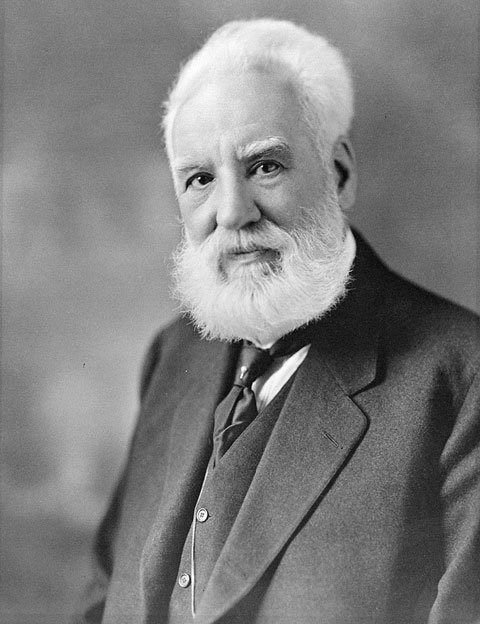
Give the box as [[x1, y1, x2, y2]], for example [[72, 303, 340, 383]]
[[196, 221, 291, 257]]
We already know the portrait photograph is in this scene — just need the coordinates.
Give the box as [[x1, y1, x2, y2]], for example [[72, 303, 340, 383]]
[[2, 1, 479, 623]]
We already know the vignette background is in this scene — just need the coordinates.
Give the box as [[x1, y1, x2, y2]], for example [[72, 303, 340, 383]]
[[2, 1, 478, 622]]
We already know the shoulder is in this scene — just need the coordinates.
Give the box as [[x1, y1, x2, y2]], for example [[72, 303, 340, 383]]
[[139, 315, 201, 400], [353, 231, 480, 398], [383, 268, 480, 360], [375, 260, 480, 409], [148, 314, 202, 356], [354, 230, 479, 357], [139, 315, 234, 403]]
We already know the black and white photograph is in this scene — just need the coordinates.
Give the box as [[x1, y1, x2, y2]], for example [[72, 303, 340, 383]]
[[2, 1, 479, 623]]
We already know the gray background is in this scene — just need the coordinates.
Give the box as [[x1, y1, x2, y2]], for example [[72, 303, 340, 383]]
[[2, 1, 478, 622]]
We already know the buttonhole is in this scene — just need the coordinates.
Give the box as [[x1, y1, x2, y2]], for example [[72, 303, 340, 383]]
[[322, 430, 341, 449]]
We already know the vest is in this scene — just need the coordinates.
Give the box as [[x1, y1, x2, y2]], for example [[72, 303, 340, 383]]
[[167, 377, 294, 623]]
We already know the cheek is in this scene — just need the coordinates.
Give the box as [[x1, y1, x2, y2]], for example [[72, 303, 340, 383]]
[[179, 200, 216, 244], [259, 186, 306, 229], [286, 173, 331, 219]]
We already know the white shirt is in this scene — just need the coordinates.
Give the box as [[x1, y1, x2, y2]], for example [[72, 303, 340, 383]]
[[253, 345, 310, 412]]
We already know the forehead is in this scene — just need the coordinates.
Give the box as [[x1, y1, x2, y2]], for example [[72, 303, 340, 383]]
[[171, 70, 306, 165]]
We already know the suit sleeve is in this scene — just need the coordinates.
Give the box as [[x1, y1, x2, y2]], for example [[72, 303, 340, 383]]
[[429, 362, 480, 624], [71, 332, 162, 623]]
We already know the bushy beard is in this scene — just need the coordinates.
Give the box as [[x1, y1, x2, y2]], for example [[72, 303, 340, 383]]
[[172, 189, 352, 345]]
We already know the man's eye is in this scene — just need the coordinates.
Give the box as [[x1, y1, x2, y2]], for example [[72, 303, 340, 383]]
[[251, 161, 282, 177], [186, 173, 214, 190]]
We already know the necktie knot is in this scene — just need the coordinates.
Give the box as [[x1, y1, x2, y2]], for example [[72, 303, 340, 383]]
[[212, 322, 317, 467], [234, 345, 273, 388]]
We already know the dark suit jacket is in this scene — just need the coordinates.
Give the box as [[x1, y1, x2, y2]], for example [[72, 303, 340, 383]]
[[77, 234, 480, 624]]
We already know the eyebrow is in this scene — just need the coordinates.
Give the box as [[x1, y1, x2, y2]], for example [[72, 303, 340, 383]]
[[172, 158, 209, 177], [236, 137, 292, 162], [172, 137, 292, 177]]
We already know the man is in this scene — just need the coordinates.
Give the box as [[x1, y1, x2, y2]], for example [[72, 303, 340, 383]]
[[77, 19, 480, 624]]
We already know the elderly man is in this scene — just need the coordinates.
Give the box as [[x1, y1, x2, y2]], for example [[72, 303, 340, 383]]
[[77, 19, 480, 624]]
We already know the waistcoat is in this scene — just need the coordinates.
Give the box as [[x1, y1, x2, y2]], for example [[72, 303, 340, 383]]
[[167, 377, 294, 623]]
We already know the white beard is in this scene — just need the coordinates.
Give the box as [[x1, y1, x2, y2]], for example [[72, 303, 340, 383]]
[[172, 188, 352, 345]]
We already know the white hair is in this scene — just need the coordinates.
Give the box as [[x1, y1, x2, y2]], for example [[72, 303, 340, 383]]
[[162, 19, 354, 162]]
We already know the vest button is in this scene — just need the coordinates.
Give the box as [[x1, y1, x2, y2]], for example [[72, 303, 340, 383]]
[[196, 507, 209, 522], [178, 573, 191, 588]]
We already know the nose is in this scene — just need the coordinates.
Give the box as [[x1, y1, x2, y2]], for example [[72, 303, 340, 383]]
[[215, 174, 261, 230]]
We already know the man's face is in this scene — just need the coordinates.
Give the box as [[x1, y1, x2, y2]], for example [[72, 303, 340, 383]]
[[171, 69, 330, 277], [169, 68, 352, 345]]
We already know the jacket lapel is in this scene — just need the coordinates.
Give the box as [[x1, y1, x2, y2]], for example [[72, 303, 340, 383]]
[[139, 334, 238, 621], [196, 234, 387, 623]]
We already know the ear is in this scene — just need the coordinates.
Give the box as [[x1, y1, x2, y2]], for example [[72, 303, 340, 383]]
[[331, 136, 357, 211]]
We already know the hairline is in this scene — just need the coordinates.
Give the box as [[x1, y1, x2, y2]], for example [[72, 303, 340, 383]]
[[165, 65, 332, 169]]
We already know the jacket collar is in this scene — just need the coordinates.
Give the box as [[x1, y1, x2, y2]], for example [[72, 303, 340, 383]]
[[311, 229, 386, 395]]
